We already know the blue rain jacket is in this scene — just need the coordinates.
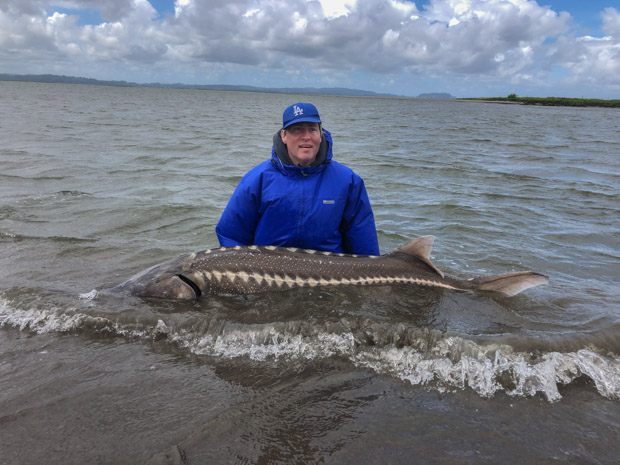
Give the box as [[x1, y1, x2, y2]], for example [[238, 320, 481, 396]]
[[216, 129, 380, 255]]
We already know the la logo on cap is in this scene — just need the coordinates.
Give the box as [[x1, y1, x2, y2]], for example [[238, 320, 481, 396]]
[[293, 105, 303, 116]]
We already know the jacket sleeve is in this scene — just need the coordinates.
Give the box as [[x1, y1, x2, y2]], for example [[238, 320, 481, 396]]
[[215, 172, 262, 246], [340, 176, 380, 255]]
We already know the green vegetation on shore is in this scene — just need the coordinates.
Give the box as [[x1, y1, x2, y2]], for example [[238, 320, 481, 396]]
[[463, 94, 620, 108]]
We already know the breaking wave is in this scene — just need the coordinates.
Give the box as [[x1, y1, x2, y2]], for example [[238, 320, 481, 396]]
[[1, 294, 618, 403]]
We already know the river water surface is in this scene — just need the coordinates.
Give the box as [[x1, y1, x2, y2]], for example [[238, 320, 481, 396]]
[[1, 81, 619, 464]]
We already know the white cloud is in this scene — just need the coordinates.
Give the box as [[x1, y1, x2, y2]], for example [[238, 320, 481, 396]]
[[318, 0, 357, 19], [0, 0, 618, 96], [541, 7, 620, 91], [602, 7, 620, 37], [558, 35, 620, 87]]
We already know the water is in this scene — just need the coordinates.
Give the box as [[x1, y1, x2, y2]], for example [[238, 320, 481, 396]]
[[1, 81, 619, 464]]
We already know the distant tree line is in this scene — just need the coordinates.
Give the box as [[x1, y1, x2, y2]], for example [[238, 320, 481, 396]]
[[465, 94, 620, 108]]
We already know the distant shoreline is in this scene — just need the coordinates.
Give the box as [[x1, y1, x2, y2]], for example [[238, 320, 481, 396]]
[[0, 73, 459, 100], [0, 73, 408, 99], [461, 96, 620, 108], [1, 73, 617, 108]]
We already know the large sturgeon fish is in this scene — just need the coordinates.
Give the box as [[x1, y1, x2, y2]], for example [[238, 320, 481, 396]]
[[109, 236, 548, 300]]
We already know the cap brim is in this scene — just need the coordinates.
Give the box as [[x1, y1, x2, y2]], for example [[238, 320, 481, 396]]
[[283, 117, 322, 129]]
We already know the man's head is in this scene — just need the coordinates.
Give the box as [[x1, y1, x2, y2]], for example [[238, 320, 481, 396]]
[[281, 103, 322, 167]]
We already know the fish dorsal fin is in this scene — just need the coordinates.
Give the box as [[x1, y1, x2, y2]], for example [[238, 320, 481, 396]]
[[395, 236, 444, 278]]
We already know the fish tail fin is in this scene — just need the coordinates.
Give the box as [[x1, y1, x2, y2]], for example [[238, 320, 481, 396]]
[[474, 271, 549, 296]]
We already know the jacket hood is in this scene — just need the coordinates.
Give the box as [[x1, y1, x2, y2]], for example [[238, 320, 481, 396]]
[[271, 128, 333, 175]]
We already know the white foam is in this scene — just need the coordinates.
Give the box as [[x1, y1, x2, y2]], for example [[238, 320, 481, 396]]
[[354, 339, 620, 402], [2, 295, 618, 401], [1, 303, 94, 334], [79, 289, 99, 301], [164, 322, 620, 401], [171, 324, 356, 362], [0, 296, 142, 337]]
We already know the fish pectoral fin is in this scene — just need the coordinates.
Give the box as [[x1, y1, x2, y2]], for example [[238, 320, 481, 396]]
[[474, 271, 549, 296], [394, 236, 444, 278]]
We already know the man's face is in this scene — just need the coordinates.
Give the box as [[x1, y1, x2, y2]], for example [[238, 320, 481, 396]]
[[281, 122, 321, 167]]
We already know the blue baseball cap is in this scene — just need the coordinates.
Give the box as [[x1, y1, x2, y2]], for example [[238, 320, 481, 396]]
[[282, 102, 322, 129]]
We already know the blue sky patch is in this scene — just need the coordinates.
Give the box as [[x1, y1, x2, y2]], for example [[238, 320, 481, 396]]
[[149, 0, 176, 18], [550, 65, 571, 80]]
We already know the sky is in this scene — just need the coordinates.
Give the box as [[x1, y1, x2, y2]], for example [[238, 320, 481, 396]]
[[0, 0, 619, 98]]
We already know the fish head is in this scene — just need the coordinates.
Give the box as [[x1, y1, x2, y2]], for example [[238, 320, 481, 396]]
[[109, 259, 204, 299]]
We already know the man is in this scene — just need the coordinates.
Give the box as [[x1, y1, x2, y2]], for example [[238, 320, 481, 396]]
[[215, 102, 379, 255]]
